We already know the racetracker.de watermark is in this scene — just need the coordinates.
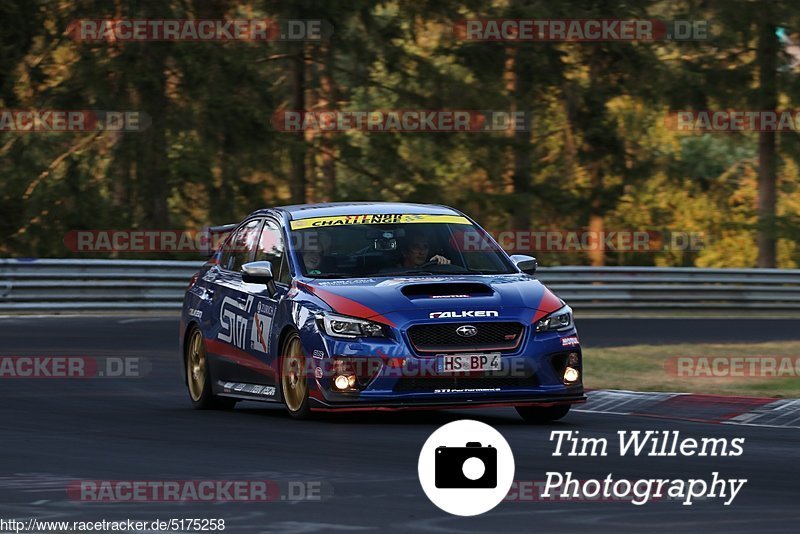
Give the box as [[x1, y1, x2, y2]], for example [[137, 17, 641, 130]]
[[667, 110, 800, 132], [0, 110, 149, 132], [505, 479, 638, 503], [64, 230, 229, 253], [272, 110, 530, 132], [0, 356, 149, 378], [453, 230, 705, 253], [67, 19, 332, 42], [665, 356, 800, 378], [67, 480, 331, 502], [64, 228, 397, 253], [455, 19, 709, 41], [307, 355, 542, 379]]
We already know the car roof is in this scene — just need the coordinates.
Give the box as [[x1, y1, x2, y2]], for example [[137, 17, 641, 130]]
[[249, 202, 461, 220]]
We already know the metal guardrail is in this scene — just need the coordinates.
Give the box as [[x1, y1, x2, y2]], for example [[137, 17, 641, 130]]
[[1, 259, 800, 314], [0, 259, 199, 310], [540, 266, 800, 313]]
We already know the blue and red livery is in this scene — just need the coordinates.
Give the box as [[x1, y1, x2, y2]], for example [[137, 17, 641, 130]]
[[180, 202, 585, 422]]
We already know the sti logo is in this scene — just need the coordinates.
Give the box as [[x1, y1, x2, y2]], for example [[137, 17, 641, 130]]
[[429, 310, 499, 319], [218, 296, 253, 351]]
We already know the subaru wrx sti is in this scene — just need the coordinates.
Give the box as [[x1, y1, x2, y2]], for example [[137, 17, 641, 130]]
[[180, 203, 585, 422]]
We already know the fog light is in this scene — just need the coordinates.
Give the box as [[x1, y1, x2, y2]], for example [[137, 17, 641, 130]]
[[334, 374, 351, 390], [564, 366, 580, 383]]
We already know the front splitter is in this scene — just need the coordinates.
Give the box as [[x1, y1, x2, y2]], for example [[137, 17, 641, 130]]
[[309, 394, 587, 412]]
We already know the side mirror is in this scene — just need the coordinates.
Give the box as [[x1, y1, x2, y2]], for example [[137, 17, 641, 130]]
[[242, 261, 274, 284], [510, 254, 537, 275]]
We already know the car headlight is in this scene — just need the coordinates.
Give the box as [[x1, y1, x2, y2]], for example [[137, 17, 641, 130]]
[[535, 305, 573, 332], [317, 312, 386, 339]]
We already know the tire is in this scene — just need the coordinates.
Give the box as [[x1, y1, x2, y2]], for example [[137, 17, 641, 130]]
[[185, 326, 237, 410], [280, 331, 312, 419], [515, 404, 571, 423]]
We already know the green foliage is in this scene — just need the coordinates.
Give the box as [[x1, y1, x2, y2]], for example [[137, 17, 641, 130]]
[[1, 0, 799, 266]]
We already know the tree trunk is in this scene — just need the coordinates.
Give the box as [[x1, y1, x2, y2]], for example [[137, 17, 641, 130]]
[[588, 214, 605, 267], [318, 43, 338, 202], [210, 134, 237, 223], [756, 14, 778, 268], [289, 44, 307, 204], [505, 46, 534, 233], [136, 44, 169, 228]]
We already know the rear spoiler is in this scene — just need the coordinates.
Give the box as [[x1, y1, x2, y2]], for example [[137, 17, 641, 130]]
[[201, 223, 238, 257]]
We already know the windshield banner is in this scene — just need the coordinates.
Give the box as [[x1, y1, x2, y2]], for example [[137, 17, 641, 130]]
[[289, 214, 471, 230]]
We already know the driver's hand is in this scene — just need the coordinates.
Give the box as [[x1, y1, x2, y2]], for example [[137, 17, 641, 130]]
[[429, 254, 451, 265]]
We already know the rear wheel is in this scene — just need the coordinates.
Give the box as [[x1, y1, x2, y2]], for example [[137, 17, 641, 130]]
[[516, 404, 571, 423], [185, 326, 237, 410], [281, 332, 312, 419]]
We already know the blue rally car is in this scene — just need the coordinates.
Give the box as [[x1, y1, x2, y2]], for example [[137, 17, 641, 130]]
[[180, 203, 585, 422]]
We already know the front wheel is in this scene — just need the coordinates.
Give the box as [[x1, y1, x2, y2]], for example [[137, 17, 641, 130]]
[[185, 326, 237, 410], [516, 404, 571, 423], [280, 332, 312, 419]]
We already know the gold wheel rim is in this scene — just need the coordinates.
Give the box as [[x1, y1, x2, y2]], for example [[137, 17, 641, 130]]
[[282, 337, 307, 412], [187, 330, 206, 401]]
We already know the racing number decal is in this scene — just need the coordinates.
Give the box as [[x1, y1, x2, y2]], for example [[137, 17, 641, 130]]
[[250, 311, 272, 353]]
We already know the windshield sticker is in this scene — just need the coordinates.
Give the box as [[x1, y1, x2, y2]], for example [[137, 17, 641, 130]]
[[289, 214, 470, 230], [316, 278, 378, 286]]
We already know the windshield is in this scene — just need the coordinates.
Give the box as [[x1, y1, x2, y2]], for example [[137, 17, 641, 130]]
[[288, 214, 515, 278]]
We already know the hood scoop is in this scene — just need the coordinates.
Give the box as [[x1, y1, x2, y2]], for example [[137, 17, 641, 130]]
[[400, 282, 494, 300]]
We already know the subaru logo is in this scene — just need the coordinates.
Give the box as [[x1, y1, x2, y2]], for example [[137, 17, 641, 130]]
[[456, 325, 478, 338]]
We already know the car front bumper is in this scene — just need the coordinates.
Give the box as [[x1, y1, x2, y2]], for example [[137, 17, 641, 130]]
[[307, 323, 585, 408]]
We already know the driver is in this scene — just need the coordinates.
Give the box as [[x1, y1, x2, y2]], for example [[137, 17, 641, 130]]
[[400, 231, 450, 268], [302, 231, 332, 275]]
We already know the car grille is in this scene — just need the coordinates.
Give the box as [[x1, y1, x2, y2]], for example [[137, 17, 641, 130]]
[[407, 322, 524, 353], [393, 373, 538, 393]]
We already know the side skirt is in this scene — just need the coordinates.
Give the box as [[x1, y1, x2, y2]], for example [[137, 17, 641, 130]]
[[214, 380, 282, 403]]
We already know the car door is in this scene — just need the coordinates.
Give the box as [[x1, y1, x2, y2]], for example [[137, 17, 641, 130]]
[[243, 217, 291, 394], [209, 218, 264, 385]]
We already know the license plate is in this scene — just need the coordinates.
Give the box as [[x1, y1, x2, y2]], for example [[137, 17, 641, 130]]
[[437, 353, 501, 373]]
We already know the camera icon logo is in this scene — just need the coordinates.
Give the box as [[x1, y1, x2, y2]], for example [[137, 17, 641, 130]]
[[435, 442, 497, 488], [418, 420, 515, 516]]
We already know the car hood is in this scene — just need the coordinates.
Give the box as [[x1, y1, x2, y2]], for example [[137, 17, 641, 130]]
[[298, 274, 564, 326]]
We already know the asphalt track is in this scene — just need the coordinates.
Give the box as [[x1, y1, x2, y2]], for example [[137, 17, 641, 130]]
[[0, 316, 798, 533]]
